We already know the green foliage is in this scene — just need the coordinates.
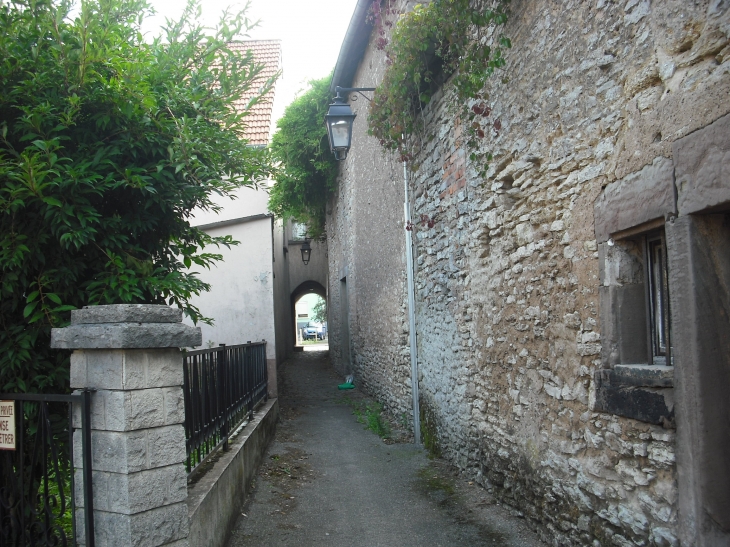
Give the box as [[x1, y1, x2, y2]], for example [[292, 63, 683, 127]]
[[351, 400, 391, 439], [0, 0, 276, 394], [268, 75, 338, 239], [368, 0, 510, 163], [44, 463, 74, 538], [362, 402, 392, 439], [420, 400, 442, 458], [311, 296, 326, 323]]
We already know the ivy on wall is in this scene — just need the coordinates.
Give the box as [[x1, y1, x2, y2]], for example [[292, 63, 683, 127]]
[[368, 0, 510, 170], [268, 74, 338, 239]]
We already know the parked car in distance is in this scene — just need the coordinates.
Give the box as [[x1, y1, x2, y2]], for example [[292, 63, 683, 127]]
[[304, 322, 324, 340]]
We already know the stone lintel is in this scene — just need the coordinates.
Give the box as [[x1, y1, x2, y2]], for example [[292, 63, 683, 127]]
[[672, 112, 730, 216], [52, 322, 201, 349], [594, 156, 676, 243], [71, 304, 182, 325]]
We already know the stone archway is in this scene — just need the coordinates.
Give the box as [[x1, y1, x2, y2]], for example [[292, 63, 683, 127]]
[[290, 280, 327, 347]]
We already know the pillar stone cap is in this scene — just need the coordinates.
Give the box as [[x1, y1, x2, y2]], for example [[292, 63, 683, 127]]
[[51, 304, 201, 349], [71, 304, 182, 325]]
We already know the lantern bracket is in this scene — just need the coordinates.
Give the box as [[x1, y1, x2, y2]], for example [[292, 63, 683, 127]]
[[334, 86, 376, 103], [325, 86, 376, 161]]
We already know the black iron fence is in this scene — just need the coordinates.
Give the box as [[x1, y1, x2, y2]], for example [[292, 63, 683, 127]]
[[183, 342, 268, 473], [0, 392, 95, 547]]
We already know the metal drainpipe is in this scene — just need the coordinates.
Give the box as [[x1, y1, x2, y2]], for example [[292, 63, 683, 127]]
[[403, 159, 421, 445]]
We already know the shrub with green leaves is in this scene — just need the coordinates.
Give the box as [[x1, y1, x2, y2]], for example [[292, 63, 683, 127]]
[[267, 74, 338, 239], [0, 0, 276, 393]]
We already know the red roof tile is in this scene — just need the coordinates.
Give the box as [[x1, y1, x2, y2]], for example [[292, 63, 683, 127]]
[[228, 40, 281, 146]]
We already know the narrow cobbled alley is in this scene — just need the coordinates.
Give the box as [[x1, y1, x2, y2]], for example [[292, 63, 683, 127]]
[[226, 348, 546, 547]]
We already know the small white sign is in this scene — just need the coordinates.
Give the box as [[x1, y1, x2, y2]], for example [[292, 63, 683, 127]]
[[0, 401, 16, 451]]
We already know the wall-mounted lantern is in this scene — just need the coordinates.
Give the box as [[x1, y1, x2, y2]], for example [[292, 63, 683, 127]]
[[301, 240, 312, 265], [325, 86, 375, 161]]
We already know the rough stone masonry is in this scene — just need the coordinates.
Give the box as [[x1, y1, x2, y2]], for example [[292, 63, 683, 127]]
[[327, 1, 730, 546]]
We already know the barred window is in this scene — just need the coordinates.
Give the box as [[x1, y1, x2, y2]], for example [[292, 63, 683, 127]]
[[646, 232, 672, 365]]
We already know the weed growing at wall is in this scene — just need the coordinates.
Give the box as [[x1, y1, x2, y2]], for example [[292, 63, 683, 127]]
[[368, 0, 510, 172], [344, 397, 392, 439], [420, 400, 442, 458], [356, 401, 392, 438]]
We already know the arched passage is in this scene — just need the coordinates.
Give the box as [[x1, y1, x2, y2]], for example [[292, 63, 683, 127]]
[[290, 280, 327, 347], [291, 280, 326, 301]]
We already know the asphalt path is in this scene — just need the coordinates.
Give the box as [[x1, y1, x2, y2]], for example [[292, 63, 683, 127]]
[[226, 347, 546, 547]]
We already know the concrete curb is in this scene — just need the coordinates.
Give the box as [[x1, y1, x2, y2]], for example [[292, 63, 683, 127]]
[[187, 398, 279, 547]]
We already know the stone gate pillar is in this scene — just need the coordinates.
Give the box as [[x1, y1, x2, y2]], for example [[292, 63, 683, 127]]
[[51, 304, 201, 547]]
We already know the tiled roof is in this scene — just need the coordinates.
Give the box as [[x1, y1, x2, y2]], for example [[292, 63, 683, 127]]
[[229, 40, 281, 146]]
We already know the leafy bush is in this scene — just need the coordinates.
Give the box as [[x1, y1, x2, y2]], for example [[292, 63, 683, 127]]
[[267, 74, 338, 239], [0, 0, 276, 393]]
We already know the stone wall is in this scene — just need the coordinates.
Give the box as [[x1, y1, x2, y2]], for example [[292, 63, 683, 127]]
[[328, 0, 730, 546], [326, 109, 415, 418]]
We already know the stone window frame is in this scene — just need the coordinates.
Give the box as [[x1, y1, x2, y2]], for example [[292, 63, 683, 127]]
[[668, 113, 730, 544], [592, 157, 677, 426], [604, 224, 674, 367], [594, 113, 730, 544]]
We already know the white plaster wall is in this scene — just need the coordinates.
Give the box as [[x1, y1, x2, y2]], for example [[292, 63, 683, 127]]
[[184, 218, 277, 360], [185, 184, 330, 364], [190, 185, 271, 226]]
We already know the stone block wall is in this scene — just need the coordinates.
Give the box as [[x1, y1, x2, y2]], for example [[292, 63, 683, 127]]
[[70, 351, 191, 546], [327, 0, 730, 545]]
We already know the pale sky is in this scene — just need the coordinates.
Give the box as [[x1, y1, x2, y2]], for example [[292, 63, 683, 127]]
[[142, 0, 359, 124]]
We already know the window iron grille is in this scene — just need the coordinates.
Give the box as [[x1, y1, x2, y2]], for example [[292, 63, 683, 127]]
[[645, 232, 673, 366]]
